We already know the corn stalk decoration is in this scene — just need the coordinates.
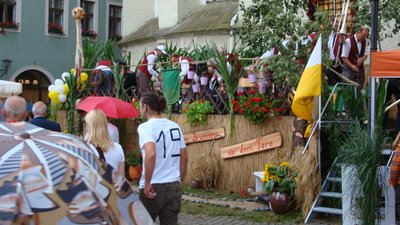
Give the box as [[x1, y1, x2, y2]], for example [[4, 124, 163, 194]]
[[211, 44, 245, 136], [63, 70, 88, 134]]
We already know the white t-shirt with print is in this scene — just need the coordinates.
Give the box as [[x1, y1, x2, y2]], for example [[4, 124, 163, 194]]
[[138, 118, 186, 188]]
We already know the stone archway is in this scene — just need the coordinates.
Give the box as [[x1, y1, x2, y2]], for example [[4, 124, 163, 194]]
[[14, 70, 51, 104]]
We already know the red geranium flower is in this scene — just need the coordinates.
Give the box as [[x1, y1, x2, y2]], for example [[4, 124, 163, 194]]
[[235, 90, 286, 124]]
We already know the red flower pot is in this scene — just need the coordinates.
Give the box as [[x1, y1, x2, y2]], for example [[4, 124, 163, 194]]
[[129, 165, 142, 181]]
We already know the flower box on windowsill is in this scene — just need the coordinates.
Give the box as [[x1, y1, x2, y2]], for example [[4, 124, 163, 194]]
[[0, 21, 19, 29], [48, 23, 64, 35], [82, 30, 97, 40]]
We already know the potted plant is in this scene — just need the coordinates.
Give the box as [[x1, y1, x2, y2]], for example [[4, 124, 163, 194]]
[[126, 149, 142, 181], [82, 29, 98, 40], [262, 161, 298, 214], [0, 21, 19, 29], [233, 89, 286, 124], [183, 100, 213, 126]]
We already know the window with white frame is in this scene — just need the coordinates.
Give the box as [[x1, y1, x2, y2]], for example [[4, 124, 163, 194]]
[[81, 0, 97, 39], [48, 0, 65, 35], [0, 0, 18, 29], [108, 4, 121, 41]]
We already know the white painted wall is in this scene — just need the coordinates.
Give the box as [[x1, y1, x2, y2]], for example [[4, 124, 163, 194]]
[[122, 0, 155, 36], [158, 0, 201, 29], [158, 0, 179, 29]]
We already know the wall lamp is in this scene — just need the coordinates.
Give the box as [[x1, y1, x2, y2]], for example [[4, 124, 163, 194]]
[[0, 59, 12, 78]]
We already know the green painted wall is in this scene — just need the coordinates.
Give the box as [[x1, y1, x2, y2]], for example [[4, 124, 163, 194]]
[[0, 0, 121, 82]]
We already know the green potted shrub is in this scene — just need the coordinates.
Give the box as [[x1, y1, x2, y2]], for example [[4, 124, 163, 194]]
[[183, 100, 213, 126]]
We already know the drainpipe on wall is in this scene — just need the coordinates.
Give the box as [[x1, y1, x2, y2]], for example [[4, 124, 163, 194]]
[[229, 12, 238, 53]]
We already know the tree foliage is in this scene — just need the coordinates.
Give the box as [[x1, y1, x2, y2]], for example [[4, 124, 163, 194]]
[[352, 0, 400, 47], [237, 0, 333, 87]]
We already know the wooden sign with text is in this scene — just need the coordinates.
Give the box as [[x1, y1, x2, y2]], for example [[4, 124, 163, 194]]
[[184, 128, 225, 144], [220, 132, 282, 159]]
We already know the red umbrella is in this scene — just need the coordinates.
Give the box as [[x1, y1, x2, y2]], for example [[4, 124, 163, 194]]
[[77, 96, 139, 118]]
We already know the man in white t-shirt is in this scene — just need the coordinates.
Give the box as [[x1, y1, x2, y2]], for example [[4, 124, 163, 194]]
[[137, 92, 187, 225]]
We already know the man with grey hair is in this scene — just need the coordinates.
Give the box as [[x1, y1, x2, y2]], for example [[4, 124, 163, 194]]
[[2, 96, 28, 122], [30, 101, 61, 132], [341, 27, 369, 89]]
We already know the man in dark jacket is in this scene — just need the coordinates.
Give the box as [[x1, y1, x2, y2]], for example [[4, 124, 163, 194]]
[[119, 61, 137, 97], [30, 101, 61, 132]]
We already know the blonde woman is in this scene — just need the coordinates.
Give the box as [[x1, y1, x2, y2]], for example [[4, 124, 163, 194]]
[[84, 109, 125, 176]]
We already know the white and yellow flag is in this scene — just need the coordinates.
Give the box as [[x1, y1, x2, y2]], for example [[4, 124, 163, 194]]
[[291, 35, 322, 120]]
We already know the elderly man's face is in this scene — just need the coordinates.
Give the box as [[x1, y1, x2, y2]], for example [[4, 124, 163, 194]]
[[358, 29, 369, 41], [156, 49, 163, 57]]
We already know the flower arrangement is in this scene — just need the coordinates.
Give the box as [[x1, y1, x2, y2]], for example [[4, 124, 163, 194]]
[[262, 161, 298, 196], [183, 100, 213, 126], [126, 150, 142, 167], [0, 21, 19, 29], [82, 30, 97, 39], [233, 89, 285, 124], [48, 23, 63, 34]]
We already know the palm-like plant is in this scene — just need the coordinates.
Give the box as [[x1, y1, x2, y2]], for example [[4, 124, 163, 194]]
[[102, 40, 119, 62], [210, 43, 246, 136], [82, 37, 102, 69], [337, 122, 387, 225]]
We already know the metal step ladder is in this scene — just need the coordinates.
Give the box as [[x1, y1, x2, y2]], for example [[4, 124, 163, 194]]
[[305, 149, 395, 224], [305, 161, 343, 223]]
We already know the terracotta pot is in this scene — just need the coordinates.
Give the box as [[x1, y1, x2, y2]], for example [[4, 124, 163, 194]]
[[129, 165, 142, 181], [269, 191, 295, 215]]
